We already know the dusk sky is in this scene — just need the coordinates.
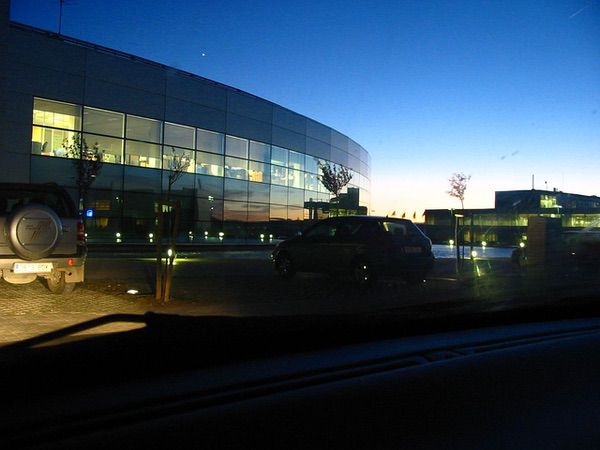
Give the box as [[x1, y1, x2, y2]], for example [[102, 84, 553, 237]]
[[10, 0, 600, 218]]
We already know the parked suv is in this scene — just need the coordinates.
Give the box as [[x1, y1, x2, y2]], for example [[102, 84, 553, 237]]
[[0, 183, 86, 294], [272, 216, 434, 286]]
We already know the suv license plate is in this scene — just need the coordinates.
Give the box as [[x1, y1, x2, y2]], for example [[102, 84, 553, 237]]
[[404, 247, 422, 254], [13, 262, 53, 274]]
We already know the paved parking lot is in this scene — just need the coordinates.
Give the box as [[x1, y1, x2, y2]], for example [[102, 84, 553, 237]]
[[0, 251, 545, 346]]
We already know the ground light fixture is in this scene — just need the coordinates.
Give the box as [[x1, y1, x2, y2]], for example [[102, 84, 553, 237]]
[[471, 250, 478, 258], [126, 289, 139, 295], [481, 241, 487, 247], [449, 239, 455, 246], [218, 232, 224, 241], [519, 242, 526, 248]]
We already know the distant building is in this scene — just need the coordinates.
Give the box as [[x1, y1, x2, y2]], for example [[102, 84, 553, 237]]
[[423, 189, 600, 245]]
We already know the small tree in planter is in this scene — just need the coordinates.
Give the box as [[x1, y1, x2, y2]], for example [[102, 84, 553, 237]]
[[155, 147, 191, 302], [63, 135, 103, 216]]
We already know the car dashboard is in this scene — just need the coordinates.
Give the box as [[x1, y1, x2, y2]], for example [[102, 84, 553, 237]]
[[2, 312, 600, 449]]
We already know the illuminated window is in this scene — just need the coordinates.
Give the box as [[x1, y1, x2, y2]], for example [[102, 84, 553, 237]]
[[224, 156, 248, 179], [289, 151, 304, 171], [248, 161, 270, 183], [271, 165, 288, 186], [84, 133, 123, 164], [288, 169, 304, 189], [196, 151, 224, 177], [165, 123, 195, 149], [126, 115, 162, 143], [249, 141, 270, 162], [125, 140, 161, 168], [33, 98, 81, 130], [163, 146, 195, 173], [225, 136, 248, 159], [197, 129, 224, 154], [31, 126, 77, 157], [84, 107, 124, 137], [540, 195, 558, 208]]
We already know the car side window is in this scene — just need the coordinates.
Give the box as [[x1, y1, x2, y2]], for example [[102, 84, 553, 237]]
[[381, 221, 407, 240], [303, 221, 337, 240]]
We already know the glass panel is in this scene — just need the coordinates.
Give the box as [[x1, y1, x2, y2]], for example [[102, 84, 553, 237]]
[[196, 174, 224, 199], [248, 182, 270, 203], [83, 107, 124, 138], [304, 172, 319, 191], [162, 146, 195, 173], [225, 135, 248, 158], [248, 161, 270, 183], [83, 133, 123, 164], [224, 178, 248, 202], [33, 98, 81, 130], [288, 206, 304, 221], [249, 140, 270, 162], [270, 185, 288, 205], [195, 198, 223, 221], [247, 203, 269, 222], [271, 165, 288, 186], [197, 128, 224, 154], [271, 146, 288, 166], [288, 188, 304, 207], [288, 151, 304, 170], [125, 140, 161, 168], [123, 192, 157, 219], [124, 166, 162, 193], [224, 200, 248, 222], [196, 151, 224, 177], [270, 204, 287, 220], [288, 168, 304, 189], [164, 122, 195, 148], [126, 115, 162, 143], [305, 155, 319, 174], [31, 126, 77, 157], [224, 156, 248, 179]]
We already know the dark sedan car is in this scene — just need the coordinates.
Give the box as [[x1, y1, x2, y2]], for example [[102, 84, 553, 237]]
[[272, 216, 434, 286]]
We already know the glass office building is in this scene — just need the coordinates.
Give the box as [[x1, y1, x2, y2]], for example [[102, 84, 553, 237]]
[[2, 18, 371, 242]]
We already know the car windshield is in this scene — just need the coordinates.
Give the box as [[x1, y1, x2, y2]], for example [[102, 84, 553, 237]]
[[2, 0, 599, 344]]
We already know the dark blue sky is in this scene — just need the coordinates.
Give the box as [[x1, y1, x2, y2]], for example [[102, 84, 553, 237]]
[[11, 0, 600, 215]]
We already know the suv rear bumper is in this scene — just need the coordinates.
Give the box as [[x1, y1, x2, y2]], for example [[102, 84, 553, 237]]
[[0, 246, 87, 283]]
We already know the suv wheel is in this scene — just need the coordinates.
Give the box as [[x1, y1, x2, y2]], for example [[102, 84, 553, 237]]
[[46, 270, 76, 295], [353, 260, 377, 288], [275, 253, 295, 279], [6, 204, 62, 260]]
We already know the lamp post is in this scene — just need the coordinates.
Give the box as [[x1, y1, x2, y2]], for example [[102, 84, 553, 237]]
[[454, 213, 464, 273]]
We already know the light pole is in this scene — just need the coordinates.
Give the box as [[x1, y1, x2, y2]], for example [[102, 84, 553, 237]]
[[454, 213, 464, 273]]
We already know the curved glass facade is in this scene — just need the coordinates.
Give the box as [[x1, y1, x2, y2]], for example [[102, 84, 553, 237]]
[[30, 97, 371, 242]]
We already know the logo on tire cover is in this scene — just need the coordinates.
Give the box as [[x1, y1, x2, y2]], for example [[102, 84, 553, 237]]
[[24, 219, 52, 242]]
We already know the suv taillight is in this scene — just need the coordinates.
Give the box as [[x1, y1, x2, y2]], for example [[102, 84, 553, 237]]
[[77, 220, 85, 242]]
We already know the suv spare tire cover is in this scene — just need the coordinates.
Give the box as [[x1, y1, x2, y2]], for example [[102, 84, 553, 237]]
[[6, 204, 63, 260]]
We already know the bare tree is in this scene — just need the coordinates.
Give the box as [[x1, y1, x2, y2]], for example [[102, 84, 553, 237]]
[[155, 147, 191, 302], [63, 135, 103, 214], [319, 162, 352, 198], [448, 172, 471, 209]]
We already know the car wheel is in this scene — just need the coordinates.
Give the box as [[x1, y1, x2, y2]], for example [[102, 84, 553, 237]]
[[46, 270, 76, 294], [275, 253, 296, 279], [353, 260, 377, 288]]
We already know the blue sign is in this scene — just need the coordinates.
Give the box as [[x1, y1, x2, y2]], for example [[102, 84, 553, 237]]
[[85, 209, 94, 218]]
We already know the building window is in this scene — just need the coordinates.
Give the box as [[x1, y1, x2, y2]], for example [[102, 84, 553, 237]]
[[271, 146, 288, 167], [271, 165, 288, 186], [83, 133, 123, 164], [163, 146, 195, 173], [304, 172, 319, 191], [249, 140, 270, 162], [248, 161, 270, 183], [224, 156, 248, 179], [33, 98, 81, 130], [83, 107, 124, 138], [125, 140, 161, 168], [289, 151, 304, 171], [288, 168, 304, 189], [126, 115, 162, 143], [197, 129, 224, 154], [540, 195, 558, 208], [196, 151, 224, 177], [225, 135, 249, 159], [164, 123, 195, 149], [31, 126, 77, 157], [305, 155, 319, 174]]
